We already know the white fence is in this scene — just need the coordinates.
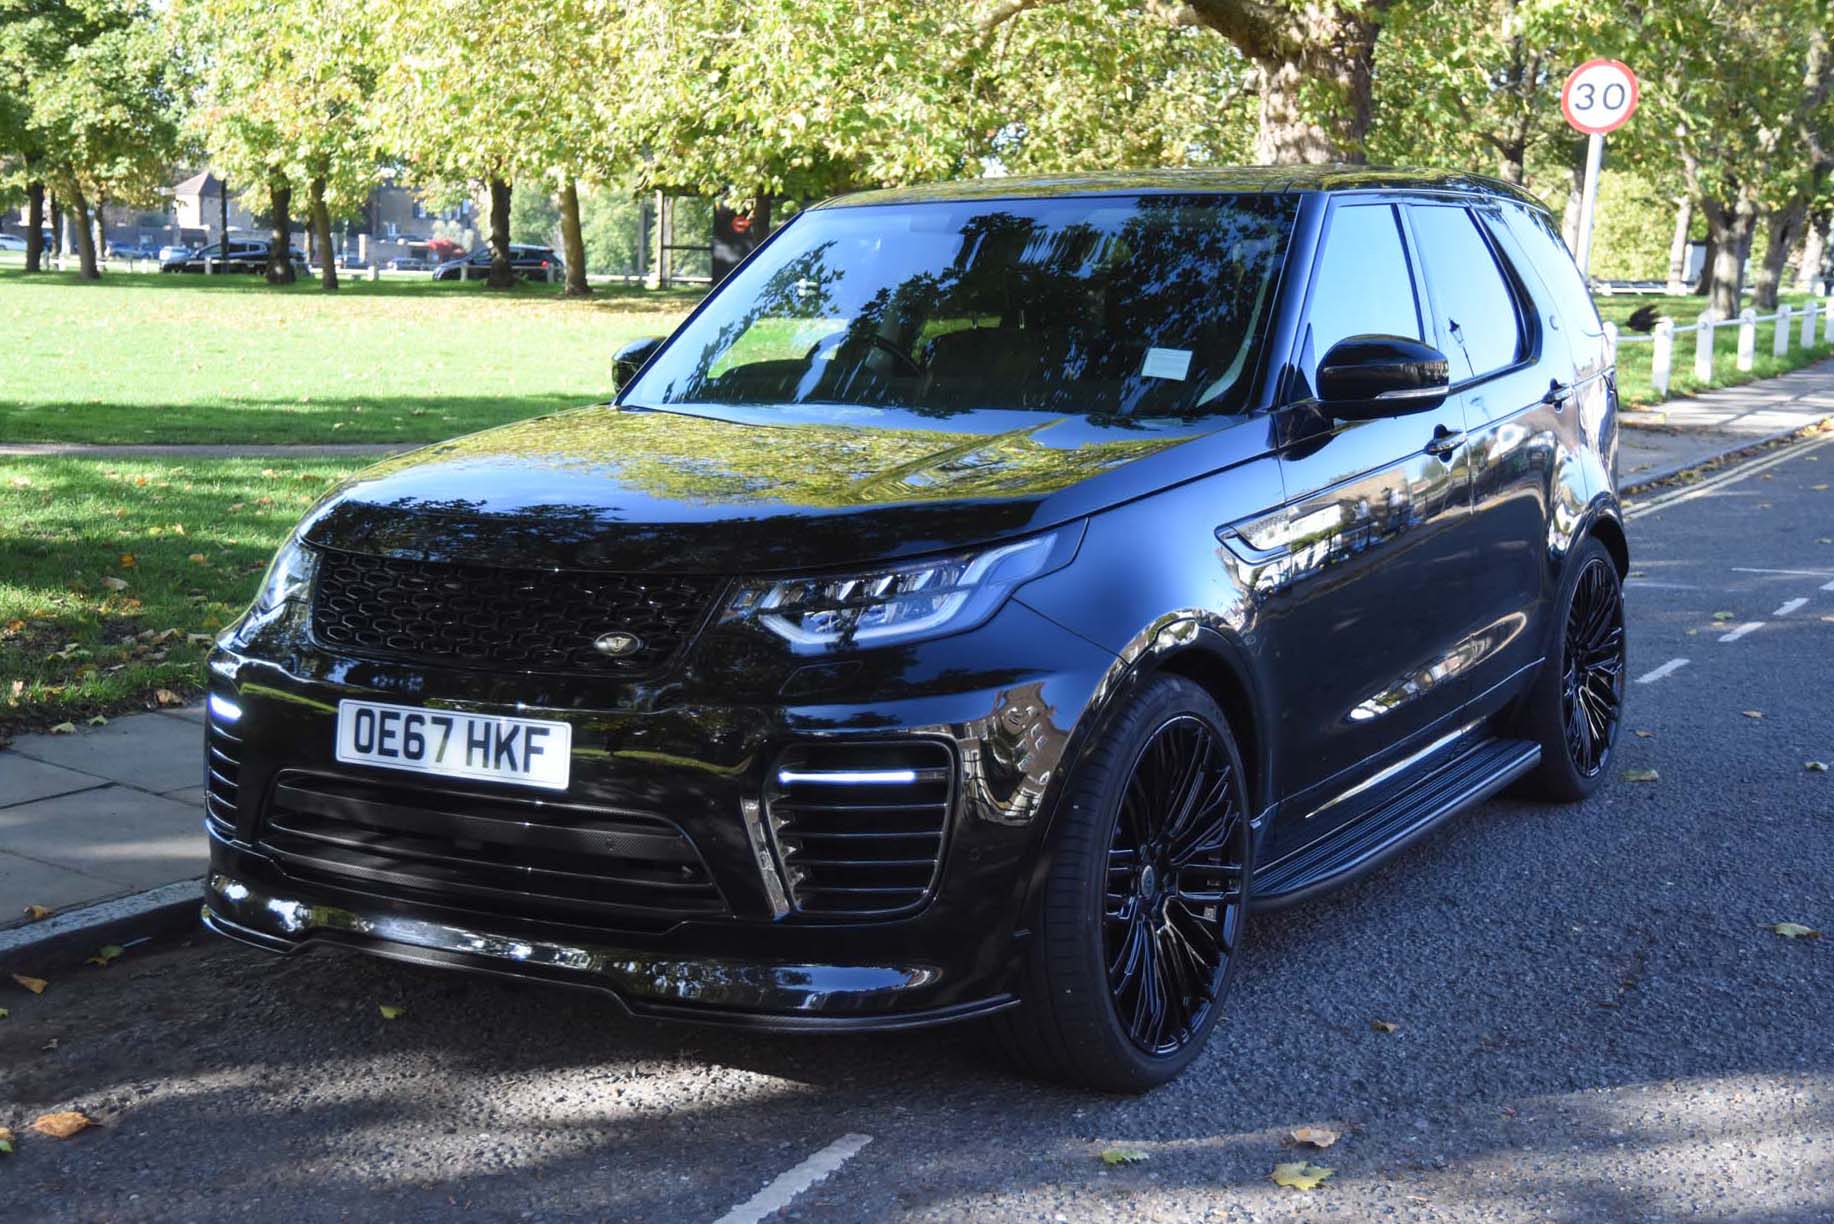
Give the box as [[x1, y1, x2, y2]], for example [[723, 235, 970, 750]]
[[1607, 299, 1834, 398]]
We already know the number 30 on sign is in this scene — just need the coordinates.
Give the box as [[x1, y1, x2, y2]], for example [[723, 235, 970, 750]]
[[1561, 59, 1639, 134]]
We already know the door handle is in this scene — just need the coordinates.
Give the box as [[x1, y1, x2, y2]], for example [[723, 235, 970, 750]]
[[1543, 379, 1572, 411], [1424, 424, 1466, 459]]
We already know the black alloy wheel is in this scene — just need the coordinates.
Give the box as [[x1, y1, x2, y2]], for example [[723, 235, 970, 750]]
[[994, 675, 1251, 1092], [1104, 714, 1246, 1056], [1517, 537, 1627, 802], [1561, 555, 1625, 778]]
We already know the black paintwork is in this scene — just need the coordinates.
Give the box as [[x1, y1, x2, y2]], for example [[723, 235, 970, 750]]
[[203, 169, 1623, 1029]]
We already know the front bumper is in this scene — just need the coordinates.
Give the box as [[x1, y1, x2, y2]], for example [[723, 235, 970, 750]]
[[200, 597, 1112, 1028]]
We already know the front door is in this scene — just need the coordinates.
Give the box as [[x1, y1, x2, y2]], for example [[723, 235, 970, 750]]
[[1252, 200, 1477, 857]]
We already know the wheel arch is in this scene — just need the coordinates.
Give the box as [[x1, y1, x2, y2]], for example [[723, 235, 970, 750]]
[[1584, 506, 1630, 577]]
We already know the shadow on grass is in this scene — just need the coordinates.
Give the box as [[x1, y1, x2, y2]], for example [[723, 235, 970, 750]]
[[0, 266, 704, 313], [0, 393, 608, 446]]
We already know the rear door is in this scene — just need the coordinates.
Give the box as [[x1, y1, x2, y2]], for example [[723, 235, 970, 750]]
[[1405, 201, 1557, 700], [1257, 198, 1476, 855]]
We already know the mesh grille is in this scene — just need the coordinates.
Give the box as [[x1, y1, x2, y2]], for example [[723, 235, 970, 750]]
[[310, 550, 720, 675], [766, 741, 955, 918]]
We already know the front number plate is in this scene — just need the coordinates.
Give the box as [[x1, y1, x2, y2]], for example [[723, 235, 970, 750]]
[[334, 699, 572, 791]]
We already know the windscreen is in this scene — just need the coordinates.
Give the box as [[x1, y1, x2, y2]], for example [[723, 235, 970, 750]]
[[627, 193, 1297, 418]]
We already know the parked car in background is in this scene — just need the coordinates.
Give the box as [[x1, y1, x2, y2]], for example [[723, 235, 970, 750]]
[[161, 240, 309, 275], [107, 241, 155, 260], [202, 168, 1626, 1092], [431, 243, 563, 281], [157, 244, 194, 263], [0, 234, 25, 251], [336, 254, 369, 271], [387, 256, 431, 272]]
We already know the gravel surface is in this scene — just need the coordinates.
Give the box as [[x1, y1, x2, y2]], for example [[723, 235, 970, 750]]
[[4, 437, 1831, 1222]]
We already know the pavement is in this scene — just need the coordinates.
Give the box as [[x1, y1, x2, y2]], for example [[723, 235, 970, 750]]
[[0, 426, 1828, 1221], [0, 706, 206, 933], [1618, 355, 1834, 487]]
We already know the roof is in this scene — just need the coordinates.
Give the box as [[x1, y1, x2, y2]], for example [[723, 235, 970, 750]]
[[171, 171, 224, 199], [818, 166, 1545, 211]]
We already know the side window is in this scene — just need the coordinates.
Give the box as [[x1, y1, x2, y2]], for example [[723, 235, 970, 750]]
[[1496, 202, 1604, 337], [1303, 203, 1423, 384], [1408, 205, 1523, 382]]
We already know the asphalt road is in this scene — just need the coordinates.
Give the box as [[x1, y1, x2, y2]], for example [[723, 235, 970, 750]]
[[5, 437, 1832, 1223]]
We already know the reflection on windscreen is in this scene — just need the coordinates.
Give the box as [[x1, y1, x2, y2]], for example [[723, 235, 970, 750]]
[[629, 193, 1297, 418]]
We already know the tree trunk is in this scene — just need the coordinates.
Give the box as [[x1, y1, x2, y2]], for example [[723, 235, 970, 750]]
[[266, 179, 297, 284], [1186, 0, 1386, 164], [1695, 233, 1716, 299], [1665, 196, 1693, 293], [558, 178, 591, 297], [754, 192, 774, 238], [310, 176, 338, 292], [1752, 201, 1804, 311], [24, 182, 45, 274], [487, 178, 514, 289], [67, 183, 100, 280], [93, 192, 106, 259], [1700, 196, 1757, 320], [49, 195, 63, 260], [1797, 208, 1830, 292]]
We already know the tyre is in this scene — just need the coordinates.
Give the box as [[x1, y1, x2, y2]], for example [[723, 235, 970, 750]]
[[1516, 537, 1626, 801], [994, 675, 1251, 1093]]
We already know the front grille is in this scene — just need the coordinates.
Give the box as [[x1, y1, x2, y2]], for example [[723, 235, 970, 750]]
[[257, 774, 727, 929], [204, 699, 241, 838], [309, 550, 721, 676], [765, 741, 955, 918]]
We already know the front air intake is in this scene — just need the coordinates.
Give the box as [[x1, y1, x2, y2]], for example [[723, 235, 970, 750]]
[[764, 741, 955, 918]]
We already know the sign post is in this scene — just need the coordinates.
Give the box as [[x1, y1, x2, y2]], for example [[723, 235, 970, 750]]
[[1560, 58, 1639, 276]]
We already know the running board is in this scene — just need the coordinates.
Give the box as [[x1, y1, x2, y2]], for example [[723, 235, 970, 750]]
[[1251, 737, 1540, 911]]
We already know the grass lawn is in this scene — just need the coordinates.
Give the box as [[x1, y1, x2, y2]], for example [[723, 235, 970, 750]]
[[1596, 292, 1834, 407], [0, 268, 701, 444], [1, 456, 361, 731]]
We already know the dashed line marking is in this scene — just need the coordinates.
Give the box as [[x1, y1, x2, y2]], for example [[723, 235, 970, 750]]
[[1636, 658, 1691, 684], [1773, 597, 1809, 616], [1822, 577, 1834, 592], [713, 1134, 873, 1224], [1719, 621, 1765, 643], [1732, 567, 1834, 577]]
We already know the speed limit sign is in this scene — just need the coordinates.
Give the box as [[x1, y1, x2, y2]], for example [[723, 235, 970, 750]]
[[1561, 58, 1639, 135]]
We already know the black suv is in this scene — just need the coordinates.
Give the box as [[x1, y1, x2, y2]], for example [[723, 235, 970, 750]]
[[203, 169, 1624, 1091], [430, 243, 563, 281], [160, 239, 308, 275]]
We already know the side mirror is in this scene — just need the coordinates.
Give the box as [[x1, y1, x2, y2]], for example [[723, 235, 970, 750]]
[[1316, 334, 1450, 419], [612, 336, 664, 394]]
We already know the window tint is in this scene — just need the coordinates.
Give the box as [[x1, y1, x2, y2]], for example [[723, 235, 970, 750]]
[[1305, 204, 1421, 380], [1409, 205, 1523, 381], [1496, 202, 1603, 337]]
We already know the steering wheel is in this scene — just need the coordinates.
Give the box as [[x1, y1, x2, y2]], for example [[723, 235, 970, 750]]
[[808, 331, 925, 378]]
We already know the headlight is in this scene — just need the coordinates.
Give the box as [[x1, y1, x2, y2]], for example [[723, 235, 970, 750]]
[[721, 528, 1078, 651], [249, 535, 319, 616]]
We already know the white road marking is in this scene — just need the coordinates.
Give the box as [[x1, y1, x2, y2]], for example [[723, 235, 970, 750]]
[[1718, 621, 1765, 643], [713, 1134, 873, 1224], [1636, 658, 1691, 684], [1773, 597, 1809, 616], [1625, 580, 1701, 589], [1822, 576, 1834, 592], [1734, 567, 1834, 577]]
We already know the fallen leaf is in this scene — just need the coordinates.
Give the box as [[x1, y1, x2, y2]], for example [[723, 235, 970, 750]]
[[12, 974, 47, 994], [0, 1125, 12, 1154], [153, 689, 182, 706], [1813, 484, 1829, 491], [1741, 710, 1764, 719], [1807, 761, 1830, 773], [1712, 611, 1735, 621], [379, 1004, 406, 1020], [86, 714, 106, 726], [1768, 922, 1821, 939], [1623, 769, 1660, 783], [100, 575, 128, 592], [1290, 1126, 1340, 1149], [1099, 1147, 1149, 1165], [186, 633, 213, 646], [0, 1007, 8, 1020], [1371, 1019, 1398, 1033], [1271, 1161, 1334, 1191], [48, 722, 76, 735], [86, 944, 124, 968], [41, 1037, 57, 1051], [30, 1111, 94, 1139], [187, 553, 207, 565], [1634, 730, 1655, 739], [119, 553, 136, 568], [23, 903, 51, 920]]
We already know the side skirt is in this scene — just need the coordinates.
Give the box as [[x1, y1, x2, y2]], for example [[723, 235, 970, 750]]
[[1250, 736, 1540, 912]]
